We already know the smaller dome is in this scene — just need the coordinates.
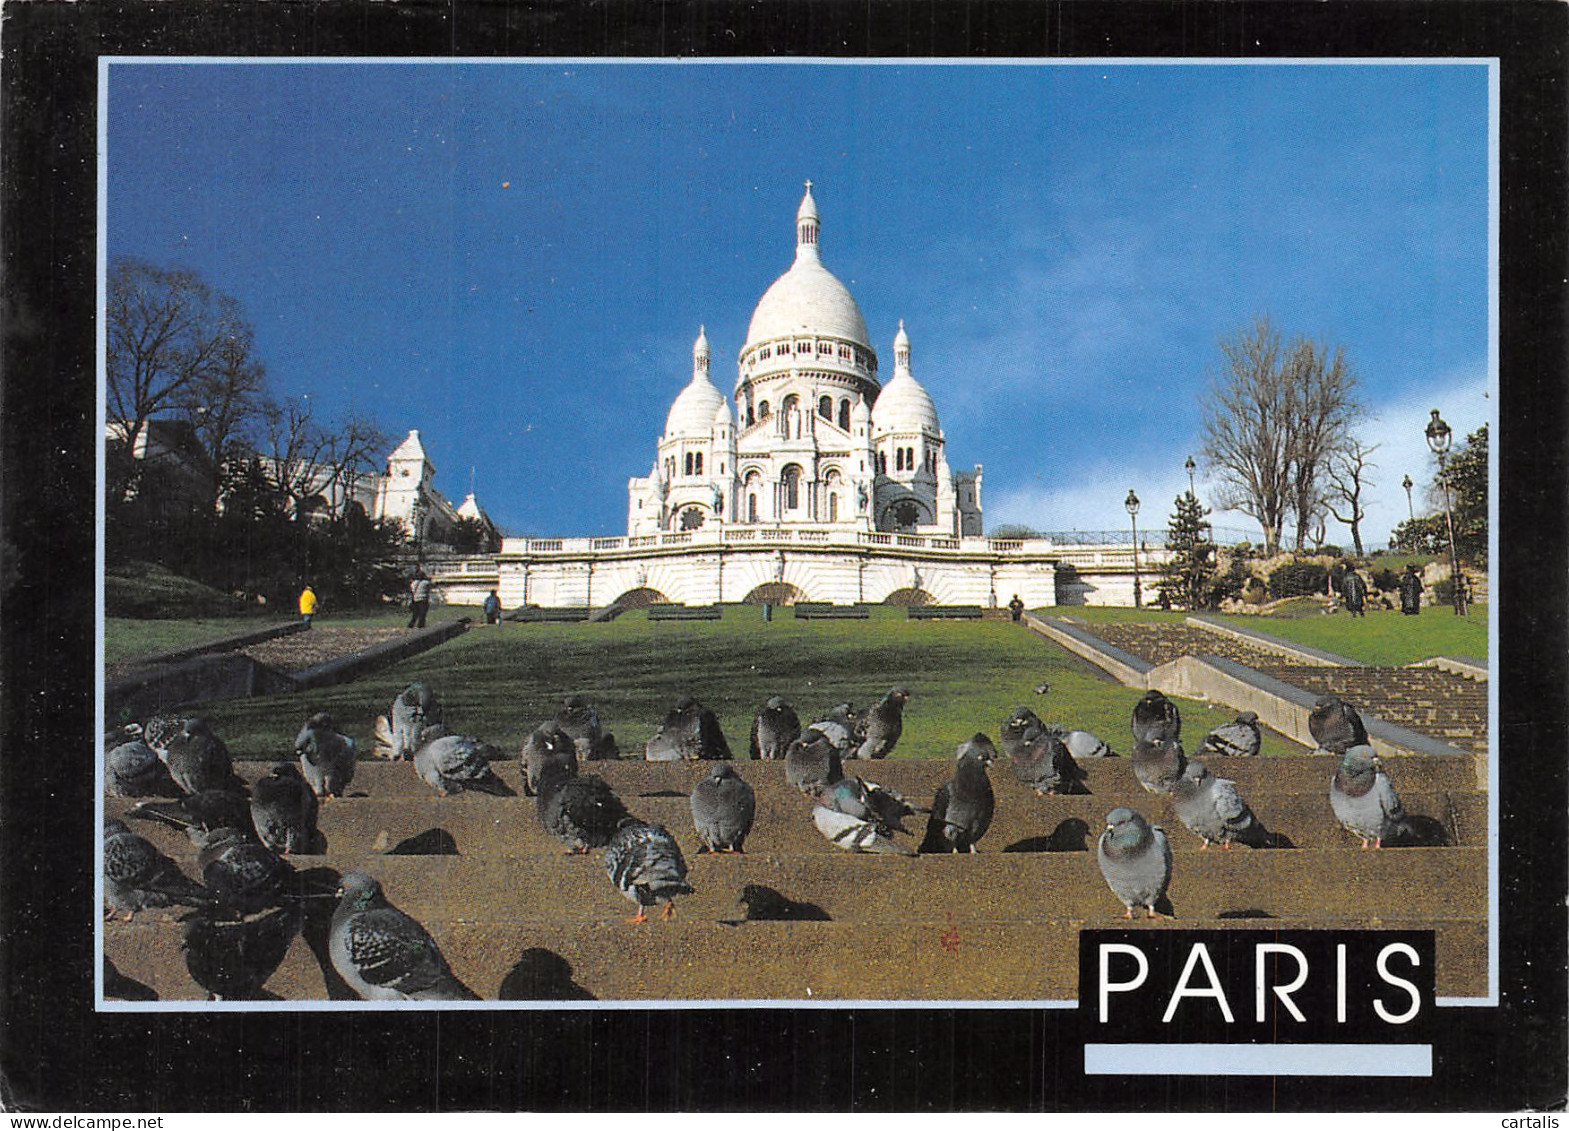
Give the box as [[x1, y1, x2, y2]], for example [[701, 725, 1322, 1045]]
[[872, 372, 940, 436], [665, 376, 727, 437], [712, 399, 734, 426]]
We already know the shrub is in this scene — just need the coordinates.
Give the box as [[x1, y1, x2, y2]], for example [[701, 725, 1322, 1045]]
[[1267, 560, 1329, 599], [1370, 567, 1400, 593]]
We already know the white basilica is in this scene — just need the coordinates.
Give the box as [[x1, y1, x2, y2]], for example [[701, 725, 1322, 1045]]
[[626, 184, 983, 540]]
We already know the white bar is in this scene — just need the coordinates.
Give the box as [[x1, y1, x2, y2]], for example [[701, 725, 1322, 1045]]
[[1085, 1043, 1432, 1076]]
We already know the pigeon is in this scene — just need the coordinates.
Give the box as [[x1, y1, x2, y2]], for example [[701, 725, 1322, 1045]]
[[1000, 709, 1085, 796], [1131, 690, 1182, 745], [140, 713, 191, 756], [1330, 746, 1410, 848], [296, 712, 357, 800], [414, 732, 514, 797], [375, 682, 443, 762], [535, 760, 630, 853], [250, 763, 321, 855], [551, 695, 620, 760], [1131, 736, 1186, 795], [1097, 807, 1173, 919], [329, 871, 479, 1000], [604, 819, 695, 923], [1310, 695, 1369, 755], [749, 695, 801, 760], [106, 733, 180, 798], [690, 763, 756, 853], [156, 717, 245, 796], [521, 725, 578, 797], [811, 801, 918, 856], [198, 827, 295, 918], [180, 904, 302, 1001], [817, 776, 906, 838], [784, 727, 845, 797], [1171, 760, 1268, 849], [857, 776, 928, 834], [126, 787, 254, 847], [645, 697, 732, 761], [850, 687, 910, 759], [1060, 729, 1115, 759], [921, 734, 997, 853], [806, 704, 857, 759], [103, 819, 213, 920], [1199, 711, 1262, 759]]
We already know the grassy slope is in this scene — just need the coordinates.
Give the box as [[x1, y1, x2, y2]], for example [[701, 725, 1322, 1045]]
[[193, 605, 1304, 762], [104, 606, 471, 666], [1056, 603, 1489, 666]]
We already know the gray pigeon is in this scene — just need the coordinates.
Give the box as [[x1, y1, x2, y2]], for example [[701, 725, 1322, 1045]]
[[551, 695, 620, 760], [250, 763, 321, 856], [106, 735, 180, 798], [811, 799, 918, 856], [157, 717, 244, 796], [329, 871, 479, 1000], [1097, 807, 1173, 918], [127, 787, 254, 847], [1000, 710, 1085, 796], [806, 704, 857, 759], [1060, 729, 1115, 759], [921, 734, 997, 853], [1330, 746, 1410, 848], [784, 727, 845, 797], [197, 826, 294, 918], [816, 775, 917, 838], [749, 695, 801, 761], [414, 732, 514, 797], [521, 725, 579, 797], [604, 818, 695, 922], [535, 760, 630, 853], [645, 697, 731, 761], [1171, 760, 1267, 849], [103, 819, 213, 920], [375, 682, 443, 761], [140, 713, 190, 756], [851, 687, 910, 759], [1199, 711, 1262, 759], [296, 712, 357, 800], [1131, 736, 1186, 795], [690, 763, 756, 853], [180, 903, 302, 1001], [1310, 695, 1369, 755], [1131, 690, 1181, 745]]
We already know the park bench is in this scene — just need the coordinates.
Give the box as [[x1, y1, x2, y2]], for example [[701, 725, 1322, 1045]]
[[793, 602, 870, 619], [647, 604, 723, 621], [906, 605, 985, 620], [507, 606, 591, 623]]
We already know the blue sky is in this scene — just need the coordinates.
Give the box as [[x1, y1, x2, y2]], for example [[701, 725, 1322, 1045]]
[[105, 61, 1491, 545]]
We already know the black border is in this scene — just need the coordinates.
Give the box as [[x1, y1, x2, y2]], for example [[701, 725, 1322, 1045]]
[[3, 0, 1564, 1112]]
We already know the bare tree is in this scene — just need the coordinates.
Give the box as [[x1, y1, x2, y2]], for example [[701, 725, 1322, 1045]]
[[178, 320, 269, 507], [1199, 316, 1360, 555], [316, 414, 388, 520], [259, 400, 334, 518], [1324, 439, 1379, 557]]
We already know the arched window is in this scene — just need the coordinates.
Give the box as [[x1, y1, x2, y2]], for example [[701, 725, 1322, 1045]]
[[746, 404, 755, 426], [781, 465, 801, 510], [748, 494, 758, 522], [759, 401, 771, 419], [838, 399, 850, 430], [782, 394, 799, 415], [829, 493, 839, 522], [895, 448, 905, 472], [905, 447, 915, 471], [819, 395, 833, 420], [694, 453, 703, 475]]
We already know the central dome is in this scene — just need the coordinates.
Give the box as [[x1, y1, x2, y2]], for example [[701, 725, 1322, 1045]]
[[744, 184, 872, 352]]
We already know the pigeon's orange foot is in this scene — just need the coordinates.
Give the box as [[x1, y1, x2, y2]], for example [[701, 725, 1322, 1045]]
[[626, 909, 648, 924], [696, 846, 712, 855], [659, 902, 676, 921], [1199, 841, 1209, 851], [1373, 838, 1384, 849], [1123, 908, 1135, 920]]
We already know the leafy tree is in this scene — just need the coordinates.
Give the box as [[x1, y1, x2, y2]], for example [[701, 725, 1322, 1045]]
[[1391, 515, 1447, 555], [988, 523, 1043, 539], [1200, 316, 1360, 554], [1156, 492, 1217, 611], [446, 516, 498, 554], [1442, 424, 1487, 566]]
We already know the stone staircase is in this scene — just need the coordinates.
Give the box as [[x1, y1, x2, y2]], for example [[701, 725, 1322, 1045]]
[[103, 755, 1488, 1003]]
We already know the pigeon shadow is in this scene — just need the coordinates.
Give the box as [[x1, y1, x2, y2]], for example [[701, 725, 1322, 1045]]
[[294, 865, 357, 1001], [103, 957, 159, 1002], [1004, 817, 1092, 854], [497, 948, 596, 1001], [638, 790, 689, 799], [725, 882, 832, 923], [385, 827, 460, 856], [1154, 895, 1177, 918], [1384, 814, 1452, 848], [1217, 909, 1277, 920], [1235, 827, 1295, 850]]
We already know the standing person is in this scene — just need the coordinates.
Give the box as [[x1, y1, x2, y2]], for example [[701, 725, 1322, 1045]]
[[298, 583, 318, 629], [483, 589, 502, 625], [408, 569, 432, 629], [1007, 594, 1025, 623], [1399, 564, 1424, 616], [1340, 566, 1368, 618]]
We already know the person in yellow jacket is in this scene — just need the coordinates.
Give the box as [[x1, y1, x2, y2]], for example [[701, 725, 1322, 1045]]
[[299, 583, 318, 628]]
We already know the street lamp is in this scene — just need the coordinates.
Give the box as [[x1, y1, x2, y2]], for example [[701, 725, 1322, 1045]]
[[1424, 409, 1468, 616], [1184, 455, 1196, 498], [1125, 489, 1142, 608], [1402, 474, 1414, 521]]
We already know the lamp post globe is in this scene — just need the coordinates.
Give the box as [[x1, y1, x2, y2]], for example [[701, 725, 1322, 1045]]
[[1125, 490, 1142, 608], [1184, 456, 1196, 498], [1402, 474, 1414, 521], [1423, 410, 1467, 616]]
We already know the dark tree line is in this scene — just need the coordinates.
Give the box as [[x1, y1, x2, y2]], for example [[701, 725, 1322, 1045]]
[[1392, 423, 1487, 566]]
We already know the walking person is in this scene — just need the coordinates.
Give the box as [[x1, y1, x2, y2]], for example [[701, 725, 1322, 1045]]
[[1340, 566, 1368, 618], [298, 583, 318, 629], [483, 589, 502, 625], [1399, 564, 1424, 616], [1007, 594, 1025, 623], [408, 569, 432, 629]]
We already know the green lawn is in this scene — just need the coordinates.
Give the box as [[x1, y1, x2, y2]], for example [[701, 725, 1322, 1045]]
[[1052, 602, 1488, 666], [186, 603, 1302, 763]]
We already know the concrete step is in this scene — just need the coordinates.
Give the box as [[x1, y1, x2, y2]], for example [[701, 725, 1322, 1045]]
[[104, 913, 1489, 1003]]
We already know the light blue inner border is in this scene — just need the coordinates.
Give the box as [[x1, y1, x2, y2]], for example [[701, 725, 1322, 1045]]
[[1085, 1043, 1434, 1077]]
